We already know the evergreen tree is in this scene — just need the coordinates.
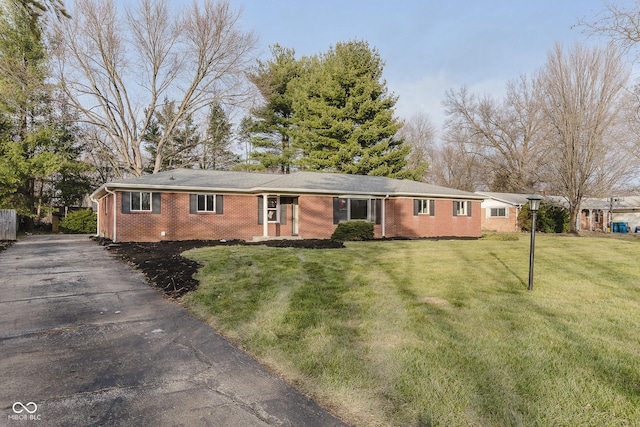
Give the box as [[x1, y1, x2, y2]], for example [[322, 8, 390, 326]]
[[0, 0, 92, 227], [198, 102, 237, 170], [245, 45, 300, 173], [290, 40, 415, 178], [143, 100, 200, 172]]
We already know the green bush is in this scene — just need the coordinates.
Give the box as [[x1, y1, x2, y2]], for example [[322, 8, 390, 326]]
[[60, 209, 97, 234], [518, 201, 570, 233], [331, 221, 374, 242]]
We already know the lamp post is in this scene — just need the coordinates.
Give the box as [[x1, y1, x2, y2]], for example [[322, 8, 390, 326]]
[[527, 195, 542, 291]]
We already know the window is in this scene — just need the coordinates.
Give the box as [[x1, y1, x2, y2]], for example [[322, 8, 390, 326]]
[[131, 192, 151, 211], [191, 194, 222, 214], [454, 201, 467, 216], [258, 196, 285, 225], [333, 197, 377, 223], [413, 199, 435, 217], [267, 197, 279, 222], [197, 194, 215, 212], [417, 199, 430, 215], [490, 207, 507, 217], [350, 199, 369, 220], [123, 191, 160, 214]]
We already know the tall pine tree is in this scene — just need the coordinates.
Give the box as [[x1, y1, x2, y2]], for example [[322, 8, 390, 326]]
[[198, 102, 237, 170], [290, 40, 415, 178], [143, 100, 200, 172], [245, 45, 300, 173]]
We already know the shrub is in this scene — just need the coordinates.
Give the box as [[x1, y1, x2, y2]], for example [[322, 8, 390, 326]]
[[518, 201, 570, 233], [60, 209, 97, 234], [331, 221, 374, 242]]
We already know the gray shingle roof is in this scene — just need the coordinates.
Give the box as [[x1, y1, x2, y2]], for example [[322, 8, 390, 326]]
[[91, 168, 483, 200]]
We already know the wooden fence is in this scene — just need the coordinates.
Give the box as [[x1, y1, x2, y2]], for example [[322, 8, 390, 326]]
[[0, 210, 17, 240]]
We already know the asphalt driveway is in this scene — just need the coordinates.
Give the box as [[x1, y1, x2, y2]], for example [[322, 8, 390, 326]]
[[0, 234, 349, 426]]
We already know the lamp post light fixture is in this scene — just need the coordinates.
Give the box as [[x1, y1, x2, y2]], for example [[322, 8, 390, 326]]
[[527, 195, 542, 291]]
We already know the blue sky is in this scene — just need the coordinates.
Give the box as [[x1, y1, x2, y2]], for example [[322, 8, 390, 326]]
[[237, 0, 612, 130]]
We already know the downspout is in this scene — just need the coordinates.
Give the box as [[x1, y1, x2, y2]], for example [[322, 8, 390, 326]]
[[89, 194, 101, 239], [105, 187, 117, 243], [382, 195, 389, 237]]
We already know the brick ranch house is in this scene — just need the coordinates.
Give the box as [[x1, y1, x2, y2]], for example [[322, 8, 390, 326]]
[[476, 192, 531, 233], [90, 169, 484, 242]]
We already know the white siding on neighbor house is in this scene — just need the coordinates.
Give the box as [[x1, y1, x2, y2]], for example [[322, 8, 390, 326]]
[[481, 199, 512, 215], [480, 200, 521, 233], [612, 212, 640, 233]]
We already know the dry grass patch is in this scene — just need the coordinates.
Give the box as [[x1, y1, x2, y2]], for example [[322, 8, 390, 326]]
[[417, 296, 452, 308]]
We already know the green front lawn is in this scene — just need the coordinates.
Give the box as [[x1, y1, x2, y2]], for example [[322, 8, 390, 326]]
[[182, 235, 640, 427]]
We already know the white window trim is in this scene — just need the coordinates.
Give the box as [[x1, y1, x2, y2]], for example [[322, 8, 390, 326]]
[[349, 198, 371, 221], [455, 200, 467, 216], [267, 196, 280, 223], [197, 194, 216, 212], [336, 197, 374, 222], [130, 191, 152, 212], [417, 199, 431, 215], [489, 207, 508, 218]]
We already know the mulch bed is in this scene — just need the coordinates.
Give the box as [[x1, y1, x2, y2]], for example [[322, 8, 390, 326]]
[[0, 241, 14, 252], [99, 238, 343, 298]]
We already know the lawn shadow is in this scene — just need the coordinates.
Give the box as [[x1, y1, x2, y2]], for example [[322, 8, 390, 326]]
[[489, 251, 526, 290]]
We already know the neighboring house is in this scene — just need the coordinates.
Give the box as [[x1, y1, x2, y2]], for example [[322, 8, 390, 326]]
[[90, 169, 484, 242], [574, 196, 640, 233], [571, 197, 611, 232], [610, 196, 640, 232], [476, 192, 531, 233], [538, 195, 640, 233]]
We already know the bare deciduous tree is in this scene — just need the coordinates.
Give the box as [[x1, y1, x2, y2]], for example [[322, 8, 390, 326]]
[[579, 2, 640, 166], [540, 43, 631, 232], [397, 112, 436, 181], [51, 0, 256, 177], [431, 127, 488, 192], [622, 85, 640, 161], [443, 76, 547, 193], [577, 1, 640, 58]]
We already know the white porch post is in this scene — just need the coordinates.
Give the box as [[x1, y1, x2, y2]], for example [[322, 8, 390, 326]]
[[263, 194, 269, 237], [381, 197, 387, 237]]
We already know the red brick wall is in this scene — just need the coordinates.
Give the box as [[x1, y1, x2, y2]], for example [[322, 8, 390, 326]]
[[385, 198, 481, 238], [96, 193, 115, 240], [112, 193, 265, 242], [96, 191, 481, 242], [297, 195, 337, 238], [480, 206, 520, 232]]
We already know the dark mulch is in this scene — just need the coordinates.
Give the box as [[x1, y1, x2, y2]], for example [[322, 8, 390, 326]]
[[98, 238, 343, 298]]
